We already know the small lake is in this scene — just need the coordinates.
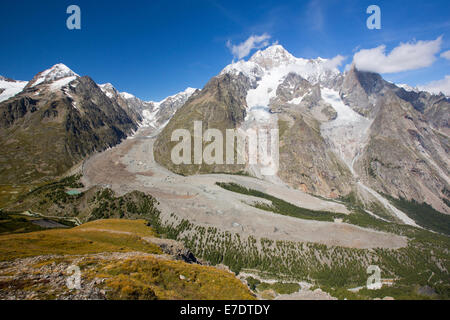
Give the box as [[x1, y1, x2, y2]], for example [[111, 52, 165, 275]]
[[65, 190, 82, 195]]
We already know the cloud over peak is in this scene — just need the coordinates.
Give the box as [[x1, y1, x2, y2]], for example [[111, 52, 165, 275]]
[[323, 55, 346, 69], [418, 75, 450, 96], [353, 37, 443, 74], [227, 34, 271, 60]]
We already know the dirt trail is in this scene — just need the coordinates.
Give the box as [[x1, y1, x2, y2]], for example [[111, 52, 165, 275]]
[[82, 128, 407, 249]]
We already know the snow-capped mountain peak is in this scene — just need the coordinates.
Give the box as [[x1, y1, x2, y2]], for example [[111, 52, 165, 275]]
[[120, 92, 136, 100], [149, 87, 198, 106], [141, 87, 198, 128], [99, 83, 137, 101], [183, 87, 197, 95], [249, 44, 297, 69], [97, 81, 198, 130], [99, 83, 115, 91], [48, 63, 78, 76], [396, 83, 419, 93], [221, 44, 341, 89], [220, 44, 342, 109], [29, 63, 79, 88], [220, 60, 264, 83], [99, 83, 119, 98]]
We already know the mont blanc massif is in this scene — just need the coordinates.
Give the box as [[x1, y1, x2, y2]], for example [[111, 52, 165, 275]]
[[0, 44, 449, 300]]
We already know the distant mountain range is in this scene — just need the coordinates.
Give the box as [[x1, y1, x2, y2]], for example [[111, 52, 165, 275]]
[[0, 45, 449, 216], [0, 63, 196, 184]]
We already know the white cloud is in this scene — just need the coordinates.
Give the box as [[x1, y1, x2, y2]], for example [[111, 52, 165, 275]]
[[441, 50, 450, 60], [418, 75, 450, 96], [227, 34, 271, 60], [353, 37, 442, 74], [323, 55, 346, 69]]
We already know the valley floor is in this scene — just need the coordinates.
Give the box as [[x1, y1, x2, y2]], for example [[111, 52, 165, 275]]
[[2, 127, 448, 300], [82, 127, 406, 249]]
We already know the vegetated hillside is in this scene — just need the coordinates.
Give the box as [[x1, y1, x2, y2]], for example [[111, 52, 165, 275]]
[[5, 175, 160, 224], [0, 219, 254, 300], [384, 195, 450, 236], [2, 176, 449, 300], [0, 176, 254, 300], [152, 185, 450, 300], [154, 73, 250, 176]]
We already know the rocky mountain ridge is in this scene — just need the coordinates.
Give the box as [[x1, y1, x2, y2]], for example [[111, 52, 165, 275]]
[[154, 44, 450, 217], [0, 64, 140, 184], [0, 64, 198, 185]]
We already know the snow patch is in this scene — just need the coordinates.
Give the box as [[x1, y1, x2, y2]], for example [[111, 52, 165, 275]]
[[245, 106, 272, 123], [50, 76, 77, 91], [397, 83, 419, 93], [99, 84, 116, 98], [0, 79, 28, 102], [152, 87, 197, 106], [288, 92, 308, 105], [141, 109, 159, 128], [121, 92, 135, 100]]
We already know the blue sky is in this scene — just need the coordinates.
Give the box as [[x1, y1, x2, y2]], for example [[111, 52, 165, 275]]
[[0, 0, 449, 100]]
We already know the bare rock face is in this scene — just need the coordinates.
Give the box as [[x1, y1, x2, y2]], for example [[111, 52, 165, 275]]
[[396, 89, 450, 133], [268, 73, 354, 197], [331, 67, 449, 213], [275, 72, 312, 102], [98, 83, 143, 124], [277, 112, 354, 198], [339, 66, 389, 117], [355, 91, 450, 214], [309, 65, 450, 213]]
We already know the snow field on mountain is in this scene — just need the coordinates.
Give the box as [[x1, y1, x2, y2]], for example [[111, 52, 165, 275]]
[[50, 76, 77, 91], [0, 79, 28, 102]]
